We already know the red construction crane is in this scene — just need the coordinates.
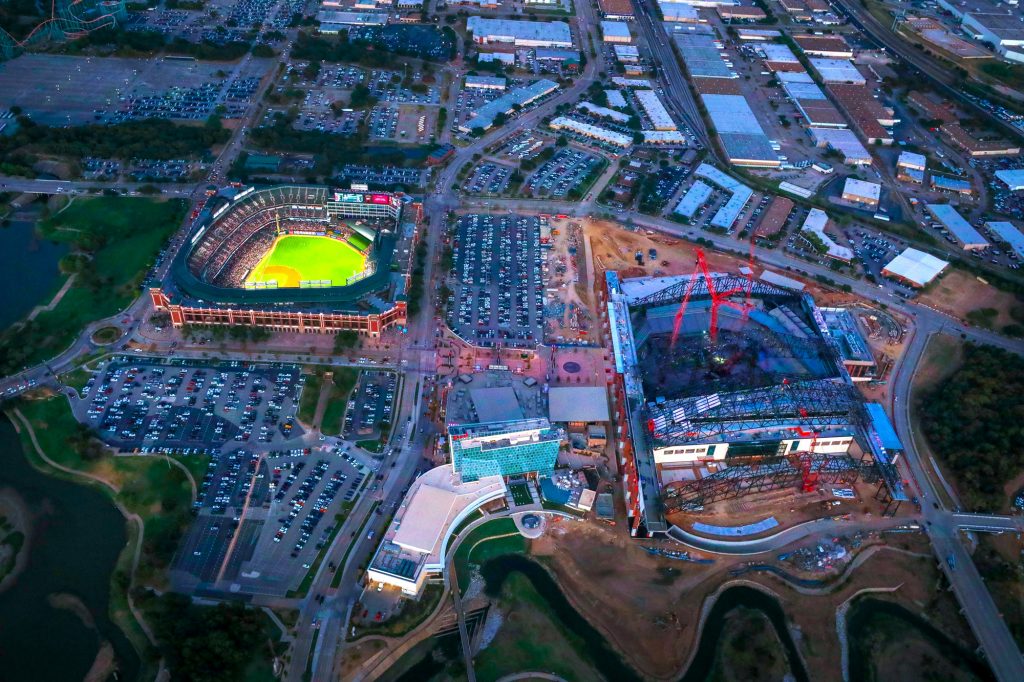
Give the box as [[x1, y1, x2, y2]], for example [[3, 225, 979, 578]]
[[781, 378, 827, 493], [670, 249, 756, 347]]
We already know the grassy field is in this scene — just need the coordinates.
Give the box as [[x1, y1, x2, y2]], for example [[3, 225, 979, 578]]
[[474, 572, 604, 682], [452, 518, 523, 593], [247, 235, 365, 288], [707, 608, 790, 682], [0, 197, 185, 374], [346, 232, 371, 251], [13, 392, 208, 679], [296, 366, 358, 436]]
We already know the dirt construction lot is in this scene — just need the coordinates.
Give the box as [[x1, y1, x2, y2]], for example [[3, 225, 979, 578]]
[[919, 269, 1023, 327], [537, 520, 976, 681]]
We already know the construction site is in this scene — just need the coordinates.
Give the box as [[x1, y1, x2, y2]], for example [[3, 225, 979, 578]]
[[603, 251, 907, 537]]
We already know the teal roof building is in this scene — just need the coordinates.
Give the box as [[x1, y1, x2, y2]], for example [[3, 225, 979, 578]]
[[449, 418, 561, 482]]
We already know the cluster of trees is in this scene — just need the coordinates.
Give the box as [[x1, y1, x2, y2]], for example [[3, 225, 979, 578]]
[[0, 0, 44, 41], [407, 239, 428, 317], [0, 116, 229, 161], [138, 593, 272, 682], [919, 343, 1024, 511]]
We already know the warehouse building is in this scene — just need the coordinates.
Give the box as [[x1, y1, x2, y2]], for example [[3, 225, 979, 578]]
[[826, 83, 896, 144], [694, 163, 754, 230], [635, 90, 676, 130], [717, 5, 767, 20], [466, 17, 574, 48], [995, 168, 1024, 190], [663, 3, 701, 20], [802, 208, 852, 261], [985, 221, 1024, 259], [793, 33, 853, 58], [930, 175, 973, 195], [784, 81, 847, 128], [760, 43, 803, 72], [674, 33, 737, 79], [841, 178, 881, 209], [459, 79, 559, 132], [808, 127, 872, 165], [925, 204, 990, 250], [960, 10, 1024, 63], [599, 0, 635, 19], [674, 180, 714, 219], [809, 58, 866, 84], [755, 196, 794, 237], [881, 248, 949, 288], [601, 20, 633, 43], [703, 94, 780, 167], [465, 75, 507, 90], [896, 151, 926, 183], [614, 45, 641, 63], [550, 117, 633, 147]]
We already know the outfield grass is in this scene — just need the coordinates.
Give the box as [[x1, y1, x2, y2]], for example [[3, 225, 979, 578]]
[[346, 232, 371, 251], [247, 236, 365, 288], [0, 197, 185, 374]]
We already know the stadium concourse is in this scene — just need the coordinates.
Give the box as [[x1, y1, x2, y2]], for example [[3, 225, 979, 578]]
[[152, 184, 418, 336]]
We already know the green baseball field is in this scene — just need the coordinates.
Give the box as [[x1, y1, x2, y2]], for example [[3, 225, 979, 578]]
[[246, 235, 366, 288]]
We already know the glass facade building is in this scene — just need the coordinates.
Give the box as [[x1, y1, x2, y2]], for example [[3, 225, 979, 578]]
[[449, 418, 561, 482]]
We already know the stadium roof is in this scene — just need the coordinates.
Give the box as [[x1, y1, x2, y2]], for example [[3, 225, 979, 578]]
[[702, 95, 777, 165], [674, 180, 714, 218], [881, 247, 949, 287], [925, 204, 989, 249], [470, 386, 525, 423], [995, 168, 1024, 190], [548, 386, 611, 423], [808, 57, 865, 83], [865, 403, 903, 451], [985, 221, 1024, 259]]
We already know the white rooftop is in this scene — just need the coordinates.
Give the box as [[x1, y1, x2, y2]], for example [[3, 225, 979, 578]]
[[802, 208, 853, 261], [761, 43, 800, 63], [548, 386, 611, 423], [882, 248, 949, 287], [808, 57, 865, 83], [926, 204, 989, 249], [601, 20, 633, 40], [897, 150, 927, 170], [466, 17, 573, 46], [843, 177, 881, 202], [986, 221, 1024, 259], [995, 168, 1024, 190]]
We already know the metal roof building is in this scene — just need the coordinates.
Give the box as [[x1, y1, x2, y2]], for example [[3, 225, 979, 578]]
[[635, 90, 676, 130], [881, 247, 949, 287], [549, 117, 633, 147], [703, 94, 779, 167], [809, 127, 871, 165], [674, 180, 714, 218], [578, 101, 631, 122], [466, 17, 574, 47], [995, 168, 1024, 191], [459, 79, 559, 132], [841, 178, 881, 207], [925, 204, 989, 250], [465, 75, 507, 90], [986, 221, 1024, 259], [601, 20, 633, 42], [802, 208, 853, 261], [808, 57, 865, 84], [930, 175, 973, 194], [548, 386, 611, 423], [897, 150, 927, 172], [673, 33, 736, 79], [693, 163, 754, 229], [606, 89, 628, 107]]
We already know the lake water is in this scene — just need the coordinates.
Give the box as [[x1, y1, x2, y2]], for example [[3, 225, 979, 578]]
[[0, 418, 141, 681], [0, 210, 68, 331]]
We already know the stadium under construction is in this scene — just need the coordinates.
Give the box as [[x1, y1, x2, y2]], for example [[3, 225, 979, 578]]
[[151, 185, 421, 336], [602, 260, 906, 537]]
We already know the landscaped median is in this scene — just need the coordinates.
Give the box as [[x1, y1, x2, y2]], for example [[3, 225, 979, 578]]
[[296, 365, 358, 436]]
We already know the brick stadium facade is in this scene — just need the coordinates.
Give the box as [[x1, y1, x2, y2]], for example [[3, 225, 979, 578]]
[[149, 288, 406, 336]]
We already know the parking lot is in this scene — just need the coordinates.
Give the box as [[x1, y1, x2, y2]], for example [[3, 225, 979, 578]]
[[494, 131, 553, 162], [77, 358, 304, 452], [343, 371, 397, 441], [173, 445, 372, 594], [524, 148, 603, 199], [466, 162, 514, 195], [447, 214, 545, 347], [369, 106, 399, 139]]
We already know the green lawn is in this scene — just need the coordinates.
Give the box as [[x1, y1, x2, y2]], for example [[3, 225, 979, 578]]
[[0, 197, 185, 374], [346, 232, 371, 251], [509, 482, 532, 507], [452, 518, 523, 593], [296, 366, 358, 435], [247, 236, 365, 288], [474, 572, 603, 682]]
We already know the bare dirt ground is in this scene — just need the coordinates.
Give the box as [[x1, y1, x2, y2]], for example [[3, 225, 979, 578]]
[[919, 270, 1022, 326], [336, 638, 387, 680], [541, 520, 971, 682]]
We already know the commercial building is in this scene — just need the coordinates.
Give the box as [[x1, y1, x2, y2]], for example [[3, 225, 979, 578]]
[[601, 20, 633, 43], [663, 3, 701, 20], [459, 79, 559, 132], [755, 196, 795, 237], [659, 0, 738, 7], [614, 44, 641, 63], [635, 89, 676, 130], [808, 127, 872, 165], [802, 208, 853, 261], [548, 386, 611, 428], [737, 27, 782, 40], [466, 17, 574, 48], [841, 178, 881, 208], [477, 52, 515, 65], [316, 10, 388, 28], [793, 33, 853, 58], [820, 307, 876, 381], [703, 94, 780, 167], [925, 204, 990, 250], [578, 101, 631, 122], [896, 151, 927, 184], [784, 81, 847, 128], [694, 163, 754, 229], [598, 0, 635, 19], [995, 168, 1024, 190], [606, 89, 628, 108], [942, 123, 1021, 157], [642, 130, 688, 144], [881, 248, 949, 287], [960, 9, 1024, 63], [674, 180, 714, 219], [366, 465, 505, 596], [717, 5, 767, 20], [465, 75, 507, 90], [930, 175, 974, 195], [760, 43, 802, 71], [826, 83, 896, 144], [673, 33, 737, 79], [986, 221, 1024, 259], [808, 57, 866, 84], [449, 418, 561, 482], [550, 116, 633, 146]]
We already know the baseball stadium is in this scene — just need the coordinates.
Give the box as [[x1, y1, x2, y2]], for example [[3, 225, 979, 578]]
[[151, 185, 417, 336], [603, 266, 906, 538]]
